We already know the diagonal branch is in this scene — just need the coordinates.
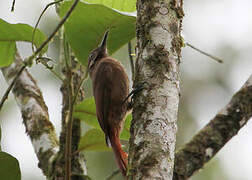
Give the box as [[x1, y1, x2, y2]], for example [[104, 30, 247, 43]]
[[0, 0, 79, 112], [173, 74, 252, 180], [1, 53, 59, 177]]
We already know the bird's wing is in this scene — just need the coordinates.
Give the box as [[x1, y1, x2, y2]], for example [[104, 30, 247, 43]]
[[93, 62, 113, 143]]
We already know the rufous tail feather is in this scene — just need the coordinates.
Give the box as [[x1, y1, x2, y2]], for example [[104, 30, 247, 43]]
[[109, 134, 128, 176]]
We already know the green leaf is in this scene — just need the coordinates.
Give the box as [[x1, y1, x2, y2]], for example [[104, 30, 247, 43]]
[[79, 129, 111, 151], [120, 114, 132, 140], [0, 125, 1, 151], [59, 1, 136, 66], [0, 152, 21, 180], [0, 19, 46, 49], [74, 97, 132, 140], [0, 18, 47, 67], [0, 42, 16, 67], [84, 0, 136, 12], [74, 97, 100, 128]]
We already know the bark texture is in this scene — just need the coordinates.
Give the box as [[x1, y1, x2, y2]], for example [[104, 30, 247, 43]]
[[1, 53, 88, 179], [128, 0, 183, 179], [1, 53, 59, 177], [53, 56, 87, 179], [173, 74, 252, 180]]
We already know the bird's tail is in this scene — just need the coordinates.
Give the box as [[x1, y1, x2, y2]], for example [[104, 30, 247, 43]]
[[109, 134, 128, 176]]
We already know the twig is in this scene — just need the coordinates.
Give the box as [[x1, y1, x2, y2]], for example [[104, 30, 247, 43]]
[[64, 46, 88, 180], [186, 42, 223, 63], [63, 33, 71, 69], [72, 70, 88, 105], [0, 0, 79, 112], [106, 169, 120, 180], [11, 0, 16, 12], [64, 18, 73, 180], [32, 0, 63, 53], [29, 0, 79, 63], [63, 1, 80, 176], [65, 65, 75, 180], [58, 55, 87, 178], [36, 57, 64, 81], [128, 41, 135, 81], [0, 65, 25, 111]]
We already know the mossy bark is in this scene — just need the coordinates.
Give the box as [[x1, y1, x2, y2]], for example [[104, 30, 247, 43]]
[[128, 0, 184, 179], [173, 75, 252, 180], [1, 53, 59, 177], [52, 56, 87, 179]]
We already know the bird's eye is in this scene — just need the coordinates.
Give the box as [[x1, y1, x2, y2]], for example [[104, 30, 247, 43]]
[[89, 52, 98, 61], [89, 54, 93, 60]]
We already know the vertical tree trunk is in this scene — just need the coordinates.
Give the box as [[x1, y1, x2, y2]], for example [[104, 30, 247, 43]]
[[128, 0, 183, 179]]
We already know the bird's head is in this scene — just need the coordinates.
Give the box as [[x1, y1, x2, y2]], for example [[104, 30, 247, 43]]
[[88, 30, 109, 71]]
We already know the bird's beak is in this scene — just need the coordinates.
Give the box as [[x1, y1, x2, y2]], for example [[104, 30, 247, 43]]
[[99, 30, 109, 51]]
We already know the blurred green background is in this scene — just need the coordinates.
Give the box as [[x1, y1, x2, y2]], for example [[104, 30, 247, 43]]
[[0, 0, 251, 179]]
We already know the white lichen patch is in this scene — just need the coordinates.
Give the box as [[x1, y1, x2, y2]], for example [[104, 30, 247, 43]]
[[205, 147, 213, 158], [20, 73, 41, 96], [218, 107, 228, 115], [150, 26, 172, 50], [2, 62, 18, 81], [145, 119, 165, 136], [134, 125, 145, 145], [159, 156, 173, 179], [239, 118, 246, 127], [142, 65, 154, 79], [18, 98, 48, 131], [32, 133, 55, 155], [21, 98, 47, 116], [244, 75, 252, 87], [143, 155, 172, 179], [159, 6, 169, 15], [168, 141, 176, 157]]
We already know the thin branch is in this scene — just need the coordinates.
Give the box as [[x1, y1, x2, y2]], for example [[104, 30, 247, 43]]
[[36, 57, 64, 81], [28, 0, 79, 63], [0, 65, 25, 111], [11, 0, 16, 12], [32, 0, 63, 53], [63, 22, 74, 180], [65, 65, 74, 180], [56, 57, 87, 179], [64, 55, 87, 179], [173, 74, 252, 180], [186, 42, 223, 63], [106, 169, 120, 180], [72, 70, 88, 105], [0, 0, 79, 112], [128, 41, 135, 81], [63, 31, 87, 179]]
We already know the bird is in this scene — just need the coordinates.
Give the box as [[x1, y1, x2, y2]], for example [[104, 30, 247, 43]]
[[88, 30, 130, 176]]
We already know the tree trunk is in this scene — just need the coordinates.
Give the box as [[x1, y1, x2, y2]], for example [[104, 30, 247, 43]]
[[128, 0, 184, 179]]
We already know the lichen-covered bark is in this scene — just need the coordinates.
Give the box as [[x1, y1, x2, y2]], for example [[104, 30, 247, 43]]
[[52, 56, 87, 179], [128, 0, 183, 179], [1, 53, 59, 177], [173, 75, 252, 180]]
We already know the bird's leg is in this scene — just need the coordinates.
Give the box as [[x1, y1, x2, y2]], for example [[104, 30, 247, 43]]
[[123, 82, 149, 111]]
